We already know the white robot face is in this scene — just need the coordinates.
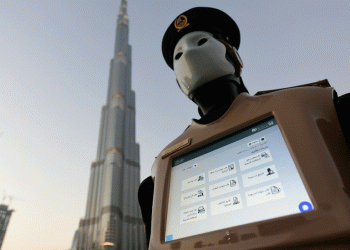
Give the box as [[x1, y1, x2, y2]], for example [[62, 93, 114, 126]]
[[173, 31, 235, 98]]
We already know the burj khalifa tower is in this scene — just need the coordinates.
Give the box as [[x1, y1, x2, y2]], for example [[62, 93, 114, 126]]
[[76, 0, 146, 249]]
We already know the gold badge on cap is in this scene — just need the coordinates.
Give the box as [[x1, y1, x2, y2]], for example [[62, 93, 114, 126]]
[[174, 15, 189, 32]]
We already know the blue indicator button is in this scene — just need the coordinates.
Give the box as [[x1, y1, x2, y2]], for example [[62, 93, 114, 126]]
[[299, 201, 313, 212], [166, 235, 173, 242]]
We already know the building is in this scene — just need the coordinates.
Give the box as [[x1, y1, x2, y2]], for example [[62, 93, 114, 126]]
[[77, 0, 145, 249], [70, 230, 78, 250], [0, 204, 14, 250]]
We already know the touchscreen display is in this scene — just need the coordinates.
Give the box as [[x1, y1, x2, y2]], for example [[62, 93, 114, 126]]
[[165, 117, 314, 242]]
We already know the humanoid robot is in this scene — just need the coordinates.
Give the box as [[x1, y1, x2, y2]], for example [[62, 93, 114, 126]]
[[138, 7, 350, 249]]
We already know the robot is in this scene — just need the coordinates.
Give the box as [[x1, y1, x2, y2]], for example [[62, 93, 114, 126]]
[[138, 7, 350, 249]]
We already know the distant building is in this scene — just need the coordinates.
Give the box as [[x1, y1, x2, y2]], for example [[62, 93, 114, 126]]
[[70, 230, 78, 250], [0, 204, 14, 249], [76, 0, 145, 249]]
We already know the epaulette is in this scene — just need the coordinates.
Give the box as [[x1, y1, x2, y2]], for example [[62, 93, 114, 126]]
[[255, 79, 331, 96]]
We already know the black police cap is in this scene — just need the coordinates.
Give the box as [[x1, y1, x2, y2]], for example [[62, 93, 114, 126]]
[[162, 7, 240, 70]]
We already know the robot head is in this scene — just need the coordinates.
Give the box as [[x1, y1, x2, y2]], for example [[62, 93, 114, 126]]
[[173, 31, 243, 98], [162, 7, 244, 99]]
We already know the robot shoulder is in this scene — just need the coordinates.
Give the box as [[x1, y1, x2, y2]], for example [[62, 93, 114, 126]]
[[254, 79, 331, 96]]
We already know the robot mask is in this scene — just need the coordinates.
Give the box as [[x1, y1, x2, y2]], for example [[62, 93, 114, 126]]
[[173, 31, 235, 98]]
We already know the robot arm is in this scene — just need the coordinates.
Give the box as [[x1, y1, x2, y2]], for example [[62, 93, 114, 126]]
[[138, 176, 154, 249], [334, 92, 350, 148]]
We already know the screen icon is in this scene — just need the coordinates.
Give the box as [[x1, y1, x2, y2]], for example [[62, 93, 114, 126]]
[[266, 168, 275, 175], [248, 139, 259, 147], [299, 201, 313, 212], [198, 190, 204, 197], [232, 196, 240, 205], [228, 164, 235, 171], [166, 235, 173, 242], [261, 152, 270, 158], [198, 206, 205, 214], [230, 180, 237, 187], [270, 186, 281, 194]]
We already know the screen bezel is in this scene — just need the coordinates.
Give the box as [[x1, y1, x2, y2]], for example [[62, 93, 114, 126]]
[[162, 114, 317, 243]]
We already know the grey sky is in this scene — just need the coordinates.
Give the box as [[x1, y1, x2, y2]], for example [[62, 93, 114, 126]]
[[0, 0, 349, 249]]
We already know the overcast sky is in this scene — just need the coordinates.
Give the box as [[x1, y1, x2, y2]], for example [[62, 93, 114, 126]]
[[1, 0, 349, 249]]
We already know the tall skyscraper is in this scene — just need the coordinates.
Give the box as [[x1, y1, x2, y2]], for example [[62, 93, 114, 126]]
[[77, 0, 145, 249], [0, 204, 14, 250]]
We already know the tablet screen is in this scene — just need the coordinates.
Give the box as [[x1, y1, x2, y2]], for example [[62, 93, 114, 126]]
[[165, 117, 314, 242]]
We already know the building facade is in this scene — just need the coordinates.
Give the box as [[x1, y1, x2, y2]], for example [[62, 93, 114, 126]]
[[0, 204, 14, 250], [70, 230, 78, 250], [77, 0, 145, 249]]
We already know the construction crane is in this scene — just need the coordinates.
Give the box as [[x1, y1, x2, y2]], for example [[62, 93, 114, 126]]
[[1, 190, 24, 208], [1, 190, 6, 204], [7, 195, 24, 207]]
